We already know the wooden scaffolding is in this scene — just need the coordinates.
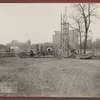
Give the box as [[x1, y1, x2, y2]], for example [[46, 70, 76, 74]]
[[59, 7, 70, 56]]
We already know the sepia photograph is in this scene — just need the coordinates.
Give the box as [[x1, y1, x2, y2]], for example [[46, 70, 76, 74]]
[[0, 3, 100, 97]]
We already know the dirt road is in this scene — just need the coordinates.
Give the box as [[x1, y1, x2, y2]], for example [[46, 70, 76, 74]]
[[0, 57, 100, 97]]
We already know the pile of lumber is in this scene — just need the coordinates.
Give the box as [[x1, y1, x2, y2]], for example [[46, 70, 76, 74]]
[[79, 52, 100, 60]]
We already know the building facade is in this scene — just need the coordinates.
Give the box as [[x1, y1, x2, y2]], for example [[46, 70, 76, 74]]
[[53, 30, 78, 50]]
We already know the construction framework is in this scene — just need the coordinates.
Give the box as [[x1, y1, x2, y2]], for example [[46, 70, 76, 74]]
[[59, 7, 70, 56]]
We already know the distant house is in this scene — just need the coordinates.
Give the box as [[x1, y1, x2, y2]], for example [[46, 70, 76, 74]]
[[10, 46, 20, 53], [7, 40, 31, 52]]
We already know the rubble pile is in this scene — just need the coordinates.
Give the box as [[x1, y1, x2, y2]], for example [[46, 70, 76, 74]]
[[0, 51, 16, 57]]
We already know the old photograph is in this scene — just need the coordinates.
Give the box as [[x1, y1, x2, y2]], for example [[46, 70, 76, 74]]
[[0, 3, 100, 97]]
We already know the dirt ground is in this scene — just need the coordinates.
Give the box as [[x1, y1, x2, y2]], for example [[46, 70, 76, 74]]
[[0, 57, 100, 97]]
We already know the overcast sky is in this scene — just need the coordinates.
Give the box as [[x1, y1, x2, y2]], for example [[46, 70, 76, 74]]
[[0, 3, 100, 45]]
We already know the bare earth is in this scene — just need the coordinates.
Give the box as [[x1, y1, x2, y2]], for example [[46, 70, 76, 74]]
[[0, 57, 100, 97]]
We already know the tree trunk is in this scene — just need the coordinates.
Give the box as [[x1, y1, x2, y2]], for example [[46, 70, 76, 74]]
[[79, 32, 82, 54], [83, 30, 88, 54]]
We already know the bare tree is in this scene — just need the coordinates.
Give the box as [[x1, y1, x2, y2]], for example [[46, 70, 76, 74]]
[[72, 3, 100, 54], [70, 14, 84, 54]]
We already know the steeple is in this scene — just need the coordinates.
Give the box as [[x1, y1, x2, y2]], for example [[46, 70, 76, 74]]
[[63, 6, 68, 23], [61, 13, 63, 31]]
